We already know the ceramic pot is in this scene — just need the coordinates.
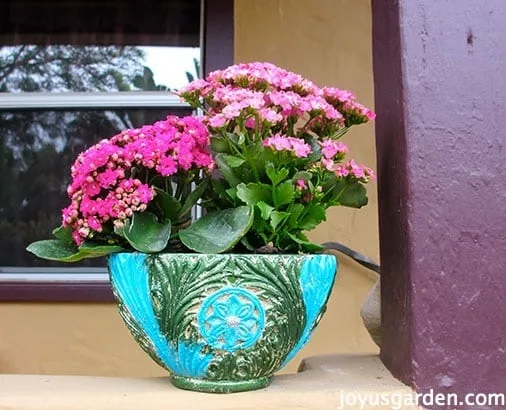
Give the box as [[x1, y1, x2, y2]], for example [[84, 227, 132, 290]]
[[108, 252, 337, 393], [360, 278, 381, 348]]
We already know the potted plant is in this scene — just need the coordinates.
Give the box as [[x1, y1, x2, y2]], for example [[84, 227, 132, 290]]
[[27, 62, 375, 393]]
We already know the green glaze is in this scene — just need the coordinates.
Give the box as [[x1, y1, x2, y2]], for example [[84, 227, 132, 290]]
[[170, 375, 272, 393]]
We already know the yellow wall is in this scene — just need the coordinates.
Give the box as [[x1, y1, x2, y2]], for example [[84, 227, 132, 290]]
[[0, 0, 378, 377]]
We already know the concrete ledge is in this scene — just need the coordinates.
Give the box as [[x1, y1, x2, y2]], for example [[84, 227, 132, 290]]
[[0, 355, 415, 410]]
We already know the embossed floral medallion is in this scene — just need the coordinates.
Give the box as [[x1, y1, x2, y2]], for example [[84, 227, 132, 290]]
[[109, 252, 337, 393]]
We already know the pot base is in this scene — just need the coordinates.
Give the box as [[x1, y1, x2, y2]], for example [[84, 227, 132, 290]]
[[170, 375, 272, 393]]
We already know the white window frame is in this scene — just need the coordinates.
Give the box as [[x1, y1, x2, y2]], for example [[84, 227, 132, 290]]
[[0, 92, 190, 109]]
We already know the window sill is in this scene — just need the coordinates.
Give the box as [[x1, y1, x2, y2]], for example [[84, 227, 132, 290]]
[[0, 280, 113, 302]]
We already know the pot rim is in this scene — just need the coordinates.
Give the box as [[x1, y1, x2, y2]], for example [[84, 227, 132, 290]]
[[109, 251, 336, 257]]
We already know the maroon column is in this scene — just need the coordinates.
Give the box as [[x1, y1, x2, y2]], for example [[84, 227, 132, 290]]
[[372, 0, 506, 401]]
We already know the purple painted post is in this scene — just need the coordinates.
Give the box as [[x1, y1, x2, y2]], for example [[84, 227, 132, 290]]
[[372, 0, 506, 401]]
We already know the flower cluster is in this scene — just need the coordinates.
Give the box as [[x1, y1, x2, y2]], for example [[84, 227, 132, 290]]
[[322, 87, 376, 126], [335, 160, 376, 182], [319, 139, 349, 171], [179, 62, 374, 134], [178, 62, 376, 252], [63, 116, 214, 245], [179, 62, 375, 182]]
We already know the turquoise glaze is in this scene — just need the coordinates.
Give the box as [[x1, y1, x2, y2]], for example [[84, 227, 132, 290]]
[[109, 252, 337, 393], [281, 255, 337, 367], [109, 253, 213, 378], [198, 287, 266, 352]]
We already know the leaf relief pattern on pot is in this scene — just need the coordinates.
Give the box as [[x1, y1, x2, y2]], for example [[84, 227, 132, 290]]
[[280, 254, 338, 367], [197, 287, 265, 352], [109, 252, 213, 377]]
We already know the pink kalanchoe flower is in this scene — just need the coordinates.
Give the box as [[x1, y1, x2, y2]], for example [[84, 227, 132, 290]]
[[258, 108, 283, 124], [335, 159, 376, 181], [97, 168, 121, 188], [177, 79, 212, 99], [322, 158, 335, 171], [86, 216, 102, 232], [72, 230, 84, 246], [62, 205, 73, 225], [320, 140, 349, 159], [222, 102, 244, 119], [349, 159, 365, 179], [321, 87, 356, 104], [334, 165, 350, 178], [134, 184, 155, 203], [208, 114, 227, 128], [263, 134, 312, 158], [363, 165, 377, 181], [267, 91, 303, 115], [291, 139, 312, 158], [263, 134, 291, 151], [244, 117, 257, 129], [296, 179, 308, 190]]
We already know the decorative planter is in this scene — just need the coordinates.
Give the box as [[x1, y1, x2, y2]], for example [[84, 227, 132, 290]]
[[108, 252, 337, 393]]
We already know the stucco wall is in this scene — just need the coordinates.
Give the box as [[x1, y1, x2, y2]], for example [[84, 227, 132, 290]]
[[0, 0, 378, 377]]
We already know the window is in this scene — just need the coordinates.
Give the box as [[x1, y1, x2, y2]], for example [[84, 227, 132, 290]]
[[0, 0, 234, 301]]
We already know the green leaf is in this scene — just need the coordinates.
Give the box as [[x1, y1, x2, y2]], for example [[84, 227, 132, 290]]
[[123, 212, 171, 253], [179, 179, 209, 217], [256, 201, 274, 220], [154, 187, 182, 220], [274, 181, 295, 207], [307, 136, 323, 162], [266, 163, 289, 186], [292, 171, 313, 182], [270, 211, 289, 230], [299, 204, 327, 230], [331, 127, 350, 139], [78, 241, 124, 256], [151, 175, 173, 196], [179, 206, 254, 253], [224, 132, 241, 145], [288, 203, 305, 228], [222, 154, 245, 168], [216, 153, 241, 186], [337, 182, 369, 208], [52, 225, 73, 244], [237, 133, 246, 145], [287, 232, 324, 253], [243, 141, 263, 159], [211, 136, 229, 153], [26, 240, 87, 262], [226, 187, 238, 201], [236, 183, 272, 207], [240, 236, 255, 251]]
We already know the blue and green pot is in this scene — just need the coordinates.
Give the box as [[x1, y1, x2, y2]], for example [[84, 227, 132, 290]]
[[108, 252, 337, 393]]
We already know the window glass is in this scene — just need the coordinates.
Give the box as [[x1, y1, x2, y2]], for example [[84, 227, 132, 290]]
[[0, 108, 191, 268], [0, 45, 200, 93]]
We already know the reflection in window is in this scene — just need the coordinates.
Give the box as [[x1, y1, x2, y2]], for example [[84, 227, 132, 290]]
[[0, 46, 200, 93], [0, 108, 191, 268], [0, 0, 202, 273]]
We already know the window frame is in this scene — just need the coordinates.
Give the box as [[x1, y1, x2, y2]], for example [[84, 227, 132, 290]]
[[0, 0, 234, 302]]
